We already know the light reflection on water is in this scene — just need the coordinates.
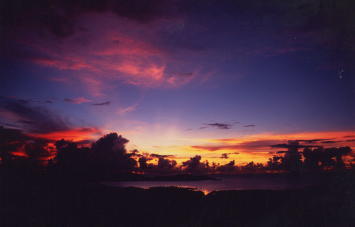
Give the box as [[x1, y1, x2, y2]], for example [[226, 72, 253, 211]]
[[103, 175, 316, 194]]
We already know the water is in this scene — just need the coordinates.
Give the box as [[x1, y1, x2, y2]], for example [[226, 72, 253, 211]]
[[103, 175, 316, 194]]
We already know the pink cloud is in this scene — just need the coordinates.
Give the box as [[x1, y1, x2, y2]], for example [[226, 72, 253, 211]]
[[32, 58, 92, 71], [165, 72, 196, 87], [80, 76, 105, 97], [115, 61, 165, 84], [95, 34, 163, 57], [21, 13, 201, 96]]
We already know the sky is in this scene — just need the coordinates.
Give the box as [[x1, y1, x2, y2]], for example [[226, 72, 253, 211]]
[[1, 0, 354, 165]]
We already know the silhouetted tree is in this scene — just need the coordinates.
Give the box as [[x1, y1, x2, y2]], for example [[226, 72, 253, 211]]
[[138, 156, 149, 170], [91, 133, 137, 176], [54, 139, 91, 176], [336, 147, 351, 168], [216, 160, 237, 174], [242, 162, 264, 173], [267, 155, 283, 171], [302, 146, 352, 171], [303, 147, 321, 170], [157, 157, 177, 169], [281, 141, 302, 173], [1, 125, 354, 178], [182, 155, 209, 174]]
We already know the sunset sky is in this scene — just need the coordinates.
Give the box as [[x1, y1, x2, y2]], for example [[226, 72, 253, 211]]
[[1, 0, 354, 164]]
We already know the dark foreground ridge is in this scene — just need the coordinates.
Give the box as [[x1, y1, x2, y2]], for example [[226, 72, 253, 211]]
[[1, 172, 354, 227]]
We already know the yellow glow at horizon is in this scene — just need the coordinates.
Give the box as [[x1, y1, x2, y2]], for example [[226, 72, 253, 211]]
[[109, 120, 355, 165]]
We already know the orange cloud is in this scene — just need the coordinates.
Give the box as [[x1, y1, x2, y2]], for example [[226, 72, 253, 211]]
[[186, 130, 355, 164], [30, 127, 102, 142], [208, 131, 355, 145], [12, 151, 29, 158]]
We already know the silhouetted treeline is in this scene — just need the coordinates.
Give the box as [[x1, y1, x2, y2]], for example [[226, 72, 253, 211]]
[[267, 141, 353, 173], [0, 126, 353, 178]]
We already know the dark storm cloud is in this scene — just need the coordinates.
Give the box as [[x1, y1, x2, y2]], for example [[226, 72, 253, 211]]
[[0, 97, 70, 133], [2, 0, 353, 72], [0, 126, 47, 156], [243, 124, 256, 127], [0, 122, 20, 128], [0, 126, 31, 142], [2, 0, 354, 57], [92, 101, 110, 106]]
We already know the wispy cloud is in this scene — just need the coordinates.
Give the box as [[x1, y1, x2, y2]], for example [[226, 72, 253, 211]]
[[199, 121, 239, 130], [191, 139, 280, 152], [196, 121, 246, 131], [149, 153, 175, 159], [206, 123, 232, 130], [92, 101, 110, 106], [117, 104, 137, 115], [64, 97, 91, 104], [198, 131, 355, 152]]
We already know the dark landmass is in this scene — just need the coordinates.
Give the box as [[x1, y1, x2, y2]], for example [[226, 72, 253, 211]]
[[112, 173, 217, 181], [1, 171, 354, 227]]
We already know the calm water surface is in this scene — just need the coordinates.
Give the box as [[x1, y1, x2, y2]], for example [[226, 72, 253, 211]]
[[104, 175, 317, 194]]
